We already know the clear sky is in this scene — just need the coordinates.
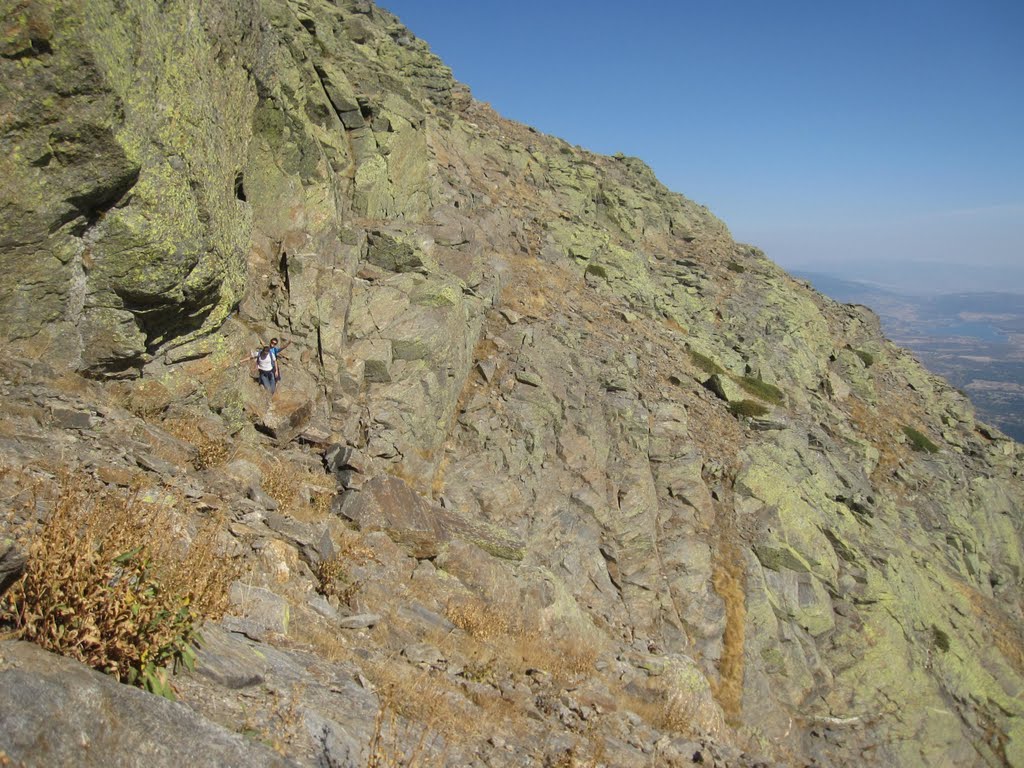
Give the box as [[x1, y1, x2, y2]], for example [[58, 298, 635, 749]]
[[380, 1, 1024, 293]]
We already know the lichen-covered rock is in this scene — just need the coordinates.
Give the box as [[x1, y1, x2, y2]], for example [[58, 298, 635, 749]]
[[0, 1, 1021, 766]]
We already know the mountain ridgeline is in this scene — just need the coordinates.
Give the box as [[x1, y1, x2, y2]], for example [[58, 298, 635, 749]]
[[1, 1, 1022, 766]]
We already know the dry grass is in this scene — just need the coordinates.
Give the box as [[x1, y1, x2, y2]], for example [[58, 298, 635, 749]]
[[254, 455, 335, 522], [710, 538, 746, 722], [445, 596, 598, 683], [112, 379, 174, 421], [162, 417, 232, 470], [618, 688, 696, 738], [367, 701, 444, 768], [954, 581, 1024, 677], [366, 662, 478, 746], [0, 472, 237, 698], [446, 596, 513, 641], [315, 533, 376, 605]]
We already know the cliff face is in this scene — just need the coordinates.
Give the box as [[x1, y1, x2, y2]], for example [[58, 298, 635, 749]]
[[1, 1, 1023, 766]]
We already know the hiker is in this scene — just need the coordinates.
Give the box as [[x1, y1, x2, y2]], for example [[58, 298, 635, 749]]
[[267, 337, 290, 382], [257, 336, 291, 382], [245, 346, 278, 395]]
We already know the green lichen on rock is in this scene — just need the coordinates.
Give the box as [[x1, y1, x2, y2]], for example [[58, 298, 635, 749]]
[[903, 425, 940, 453], [689, 349, 725, 375], [735, 376, 784, 404], [729, 399, 769, 418]]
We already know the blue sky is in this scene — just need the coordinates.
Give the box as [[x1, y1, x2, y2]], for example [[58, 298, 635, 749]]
[[380, 1, 1024, 292]]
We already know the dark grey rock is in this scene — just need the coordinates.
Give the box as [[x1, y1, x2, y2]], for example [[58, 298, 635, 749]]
[[338, 613, 381, 629], [50, 406, 95, 430], [0, 640, 296, 767], [227, 583, 290, 638], [192, 624, 267, 690], [0, 539, 27, 596]]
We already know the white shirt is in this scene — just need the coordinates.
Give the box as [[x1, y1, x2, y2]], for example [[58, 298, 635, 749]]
[[255, 351, 275, 372]]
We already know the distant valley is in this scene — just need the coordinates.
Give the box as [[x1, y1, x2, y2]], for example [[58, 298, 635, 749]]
[[797, 272, 1024, 442]]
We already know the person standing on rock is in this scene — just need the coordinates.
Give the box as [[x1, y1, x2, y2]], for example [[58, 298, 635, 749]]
[[247, 346, 278, 395], [267, 337, 290, 383]]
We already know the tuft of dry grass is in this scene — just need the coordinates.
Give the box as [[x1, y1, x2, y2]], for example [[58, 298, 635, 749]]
[[162, 417, 232, 470], [366, 662, 476, 746], [253, 456, 334, 521], [445, 596, 598, 683], [625, 688, 700, 736], [367, 701, 444, 768], [113, 379, 174, 421], [0, 472, 237, 698], [710, 538, 746, 722], [446, 596, 514, 641], [315, 531, 377, 602]]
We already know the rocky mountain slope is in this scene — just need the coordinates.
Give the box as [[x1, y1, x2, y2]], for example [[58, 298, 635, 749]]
[[1, 1, 1022, 766]]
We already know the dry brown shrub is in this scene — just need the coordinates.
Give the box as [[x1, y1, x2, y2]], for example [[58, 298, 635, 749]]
[[261, 466, 298, 510], [446, 596, 513, 641], [162, 417, 232, 470], [254, 456, 333, 521], [0, 472, 237, 698], [621, 687, 699, 736], [314, 532, 377, 606], [515, 632, 598, 681], [315, 557, 361, 605], [445, 596, 598, 683], [311, 490, 334, 517]]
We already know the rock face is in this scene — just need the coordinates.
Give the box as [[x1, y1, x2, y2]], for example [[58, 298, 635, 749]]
[[0, 641, 296, 767], [1, 1, 1022, 767]]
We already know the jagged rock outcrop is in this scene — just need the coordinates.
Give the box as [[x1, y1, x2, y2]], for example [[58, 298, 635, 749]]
[[1, 1, 1022, 766]]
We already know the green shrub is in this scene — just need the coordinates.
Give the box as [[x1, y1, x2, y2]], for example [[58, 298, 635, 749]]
[[903, 426, 939, 454], [0, 475, 236, 699], [729, 400, 769, 418], [931, 625, 951, 653], [736, 376, 784, 404], [853, 349, 874, 367], [689, 350, 725, 375]]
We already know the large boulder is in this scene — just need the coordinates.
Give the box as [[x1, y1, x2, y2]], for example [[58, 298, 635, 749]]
[[0, 641, 296, 767]]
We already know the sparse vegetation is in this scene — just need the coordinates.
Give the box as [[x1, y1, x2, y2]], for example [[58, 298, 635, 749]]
[[726, 261, 746, 273], [729, 400, 769, 418], [315, 532, 376, 604], [0, 473, 236, 699], [445, 596, 597, 682], [931, 625, 951, 653], [735, 375, 784, 404], [903, 425, 939, 454], [689, 349, 725, 375], [367, 703, 440, 767], [853, 348, 875, 367], [446, 597, 513, 641], [163, 417, 231, 470], [366, 662, 478, 746]]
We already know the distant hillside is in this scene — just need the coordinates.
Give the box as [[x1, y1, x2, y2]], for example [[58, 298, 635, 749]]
[[798, 272, 1024, 441]]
